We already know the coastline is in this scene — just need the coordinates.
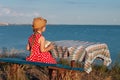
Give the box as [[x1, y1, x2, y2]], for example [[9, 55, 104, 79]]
[[0, 23, 120, 27]]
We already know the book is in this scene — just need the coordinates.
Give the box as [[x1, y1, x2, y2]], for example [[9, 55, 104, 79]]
[[45, 40, 51, 48]]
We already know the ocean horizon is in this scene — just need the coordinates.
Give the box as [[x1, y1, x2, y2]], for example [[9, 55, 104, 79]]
[[0, 24, 120, 26]]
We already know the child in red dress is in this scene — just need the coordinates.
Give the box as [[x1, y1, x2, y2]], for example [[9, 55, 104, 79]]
[[26, 17, 56, 64]]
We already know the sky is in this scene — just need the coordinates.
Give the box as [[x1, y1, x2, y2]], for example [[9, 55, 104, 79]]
[[0, 0, 120, 25]]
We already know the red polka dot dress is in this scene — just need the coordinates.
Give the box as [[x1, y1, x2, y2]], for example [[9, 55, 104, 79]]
[[26, 33, 57, 64]]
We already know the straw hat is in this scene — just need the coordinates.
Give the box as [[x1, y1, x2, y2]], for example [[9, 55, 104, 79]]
[[32, 17, 47, 29]]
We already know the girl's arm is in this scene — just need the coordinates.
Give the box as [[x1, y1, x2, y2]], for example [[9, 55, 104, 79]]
[[26, 43, 30, 51], [39, 36, 54, 52]]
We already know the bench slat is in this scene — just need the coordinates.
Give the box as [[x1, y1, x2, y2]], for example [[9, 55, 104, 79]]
[[0, 58, 84, 72]]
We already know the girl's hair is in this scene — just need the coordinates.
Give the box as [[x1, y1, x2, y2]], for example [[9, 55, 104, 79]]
[[33, 28, 40, 34], [32, 17, 47, 34]]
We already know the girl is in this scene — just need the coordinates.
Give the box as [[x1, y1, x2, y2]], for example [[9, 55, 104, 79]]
[[26, 17, 56, 64]]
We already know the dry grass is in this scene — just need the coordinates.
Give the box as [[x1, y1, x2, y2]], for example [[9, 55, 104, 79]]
[[0, 61, 120, 80], [0, 63, 50, 80], [0, 48, 120, 80]]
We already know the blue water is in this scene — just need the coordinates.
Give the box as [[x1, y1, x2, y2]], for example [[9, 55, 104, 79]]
[[0, 25, 120, 61]]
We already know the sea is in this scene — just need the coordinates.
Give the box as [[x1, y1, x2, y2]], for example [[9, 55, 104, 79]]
[[0, 25, 120, 62]]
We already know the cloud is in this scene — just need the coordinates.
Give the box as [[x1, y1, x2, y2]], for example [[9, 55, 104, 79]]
[[0, 7, 11, 16], [0, 5, 40, 17]]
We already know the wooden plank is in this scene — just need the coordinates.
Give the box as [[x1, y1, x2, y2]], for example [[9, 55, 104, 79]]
[[0, 58, 84, 72], [48, 66, 68, 71]]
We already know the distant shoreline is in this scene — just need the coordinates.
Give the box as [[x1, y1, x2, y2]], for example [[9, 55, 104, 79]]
[[0, 22, 9, 26], [0, 24, 120, 26]]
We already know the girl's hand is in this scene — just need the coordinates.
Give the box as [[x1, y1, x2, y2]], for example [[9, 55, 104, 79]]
[[39, 36, 55, 52], [49, 43, 55, 50]]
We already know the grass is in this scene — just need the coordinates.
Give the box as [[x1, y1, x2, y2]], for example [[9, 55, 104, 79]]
[[0, 47, 120, 80]]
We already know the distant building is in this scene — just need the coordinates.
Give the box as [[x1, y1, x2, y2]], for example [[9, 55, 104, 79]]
[[0, 22, 9, 26]]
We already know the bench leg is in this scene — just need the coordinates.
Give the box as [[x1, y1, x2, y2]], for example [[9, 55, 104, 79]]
[[49, 69, 57, 80]]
